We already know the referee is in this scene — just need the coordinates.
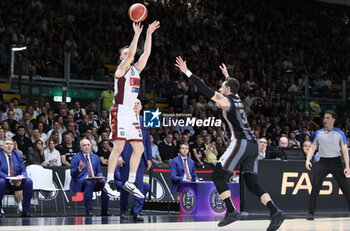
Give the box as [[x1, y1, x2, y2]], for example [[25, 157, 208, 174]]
[[305, 110, 350, 220]]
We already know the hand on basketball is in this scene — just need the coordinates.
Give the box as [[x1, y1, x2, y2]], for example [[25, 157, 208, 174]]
[[305, 160, 312, 170], [344, 167, 350, 176], [133, 22, 143, 35], [147, 21, 160, 34], [175, 56, 189, 75], [219, 63, 229, 78]]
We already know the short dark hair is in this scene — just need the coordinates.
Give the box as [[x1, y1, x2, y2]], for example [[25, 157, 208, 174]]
[[324, 110, 337, 120], [224, 78, 240, 94], [17, 126, 25, 131]]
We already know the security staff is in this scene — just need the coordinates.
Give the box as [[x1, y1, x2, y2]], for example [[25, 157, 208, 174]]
[[305, 110, 350, 220]]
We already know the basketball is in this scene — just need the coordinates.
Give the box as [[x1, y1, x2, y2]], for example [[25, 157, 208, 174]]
[[128, 3, 148, 22]]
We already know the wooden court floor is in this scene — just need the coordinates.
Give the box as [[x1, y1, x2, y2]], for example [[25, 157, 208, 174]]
[[1, 216, 350, 231]]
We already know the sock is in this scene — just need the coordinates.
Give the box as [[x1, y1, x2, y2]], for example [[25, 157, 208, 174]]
[[128, 173, 136, 183], [224, 197, 235, 213], [18, 202, 22, 211], [107, 173, 114, 182], [266, 201, 278, 214]]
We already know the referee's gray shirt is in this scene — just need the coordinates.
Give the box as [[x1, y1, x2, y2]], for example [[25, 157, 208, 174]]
[[312, 128, 347, 158]]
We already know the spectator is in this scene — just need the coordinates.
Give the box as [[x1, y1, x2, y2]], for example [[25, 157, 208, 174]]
[[97, 140, 110, 166], [58, 132, 80, 166], [5, 110, 19, 133], [43, 139, 61, 166], [158, 133, 177, 164], [1, 121, 13, 139], [85, 129, 98, 153], [258, 137, 268, 160], [19, 112, 33, 137], [12, 126, 33, 160], [190, 135, 206, 167], [203, 134, 218, 165], [302, 141, 320, 162], [46, 122, 63, 144], [215, 136, 227, 160], [11, 98, 23, 120], [278, 137, 289, 148], [170, 143, 198, 194], [70, 101, 86, 124], [26, 140, 45, 166], [150, 134, 163, 167]]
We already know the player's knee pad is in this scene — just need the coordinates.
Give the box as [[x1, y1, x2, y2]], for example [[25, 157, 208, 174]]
[[244, 173, 266, 198], [212, 163, 230, 194]]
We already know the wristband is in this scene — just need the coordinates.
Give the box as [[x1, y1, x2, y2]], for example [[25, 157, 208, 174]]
[[185, 70, 192, 77]]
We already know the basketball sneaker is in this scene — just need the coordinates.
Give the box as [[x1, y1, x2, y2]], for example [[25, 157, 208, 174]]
[[267, 209, 287, 231], [122, 181, 144, 199], [103, 180, 120, 198], [218, 210, 240, 227]]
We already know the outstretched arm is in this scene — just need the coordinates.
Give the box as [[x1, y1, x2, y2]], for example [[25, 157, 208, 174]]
[[219, 63, 230, 78], [135, 21, 160, 73], [115, 22, 143, 78], [175, 56, 230, 110]]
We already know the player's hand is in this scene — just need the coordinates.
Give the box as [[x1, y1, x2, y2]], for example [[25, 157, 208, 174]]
[[344, 168, 350, 176], [219, 63, 229, 78], [147, 21, 160, 34], [133, 22, 143, 35], [117, 156, 125, 167], [147, 160, 152, 170], [175, 56, 189, 75], [305, 160, 312, 170]]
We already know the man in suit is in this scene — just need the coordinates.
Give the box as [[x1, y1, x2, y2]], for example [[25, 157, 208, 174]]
[[171, 143, 198, 194], [115, 99, 152, 221], [70, 138, 110, 216], [0, 138, 33, 217]]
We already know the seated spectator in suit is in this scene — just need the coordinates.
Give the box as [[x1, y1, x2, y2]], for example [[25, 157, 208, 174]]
[[58, 131, 80, 166], [158, 133, 177, 164], [302, 141, 320, 162], [170, 143, 198, 194], [0, 138, 33, 217], [70, 138, 110, 216], [97, 140, 111, 166], [258, 137, 268, 160]]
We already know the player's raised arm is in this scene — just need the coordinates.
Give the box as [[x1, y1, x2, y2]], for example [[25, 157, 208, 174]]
[[219, 63, 230, 78], [175, 56, 231, 110], [115, 22, 143, 78], [135, 21, 160, 73]]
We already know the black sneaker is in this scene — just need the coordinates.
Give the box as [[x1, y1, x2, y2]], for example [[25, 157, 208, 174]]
[[122, 181, 144, 199], [120, 211, 128, 220], [267, 209, 287, 231], [103, 180, 120, 198], [306, 213, 314, 220], [218, 210, 240, 227]]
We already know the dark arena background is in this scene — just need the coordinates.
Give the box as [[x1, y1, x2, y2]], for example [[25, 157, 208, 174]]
[[0, 0, 350, 230]]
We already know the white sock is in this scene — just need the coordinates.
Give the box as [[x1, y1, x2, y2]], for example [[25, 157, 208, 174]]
[[18, 202, 22, 212], [128, 173, 136, 183], [107, 173, 114, 182]]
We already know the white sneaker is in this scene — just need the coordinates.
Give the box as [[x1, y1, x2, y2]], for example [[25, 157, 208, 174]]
[[1, 208, 4, 214], [103, 180, 120, 198], [122, 181, 144, 199]]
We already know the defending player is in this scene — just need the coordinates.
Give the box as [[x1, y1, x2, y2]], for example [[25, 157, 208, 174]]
[[175, 57, 286, 231], [104, 21, 160, 198]]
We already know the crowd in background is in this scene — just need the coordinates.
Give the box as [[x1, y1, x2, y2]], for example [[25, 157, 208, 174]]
[[0, 0, 350, 168]]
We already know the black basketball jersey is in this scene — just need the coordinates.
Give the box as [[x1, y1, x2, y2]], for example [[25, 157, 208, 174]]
[[221, 94, 256, 141]]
